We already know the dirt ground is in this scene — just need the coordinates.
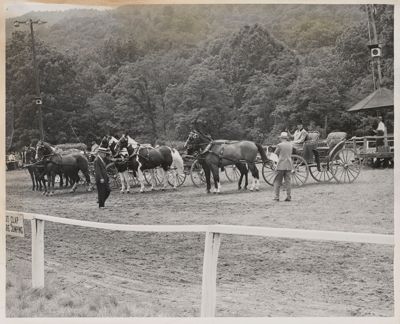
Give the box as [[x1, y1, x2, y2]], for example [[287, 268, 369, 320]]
[[6, 167, 394, 317]]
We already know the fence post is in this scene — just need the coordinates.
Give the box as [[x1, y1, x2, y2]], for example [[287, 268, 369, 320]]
[[201, 231, 221, 317], [363, 137, 368, 153], [31, 219, 44, 288]]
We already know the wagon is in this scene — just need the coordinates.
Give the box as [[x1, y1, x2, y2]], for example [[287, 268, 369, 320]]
[[262, 132, 362, 187], [348, 135, 394, 168]]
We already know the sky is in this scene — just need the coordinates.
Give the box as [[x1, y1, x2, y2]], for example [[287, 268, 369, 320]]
[[5, 1, 112, 18]]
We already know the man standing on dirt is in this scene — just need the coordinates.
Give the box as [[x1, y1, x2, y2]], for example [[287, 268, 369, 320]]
[[273, 132, 293, 202], [94, 147, 111, 209]]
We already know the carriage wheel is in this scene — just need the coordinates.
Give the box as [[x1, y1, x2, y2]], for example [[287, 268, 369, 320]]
[[143, 168, 164, 187], [224, 165, 241, 182], [109, 174, 121, 189], [309, 163, 333, 183], [190, 159, 206, 188], [330, 148, 361, 184], [262, 160, 277, 186], [167, 169, 187, 187], [291, 155, 309, 187], [106, 164, 121, 190]]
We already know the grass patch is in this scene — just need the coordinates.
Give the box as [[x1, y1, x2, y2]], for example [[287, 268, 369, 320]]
[[6, 273, 152, 317]]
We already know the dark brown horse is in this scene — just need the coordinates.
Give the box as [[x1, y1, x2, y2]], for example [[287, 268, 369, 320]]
[[115, 135, 183, 192], [184, 130, 268, 193], [23, 146, 47, 191], [35, 141, 92, 195]]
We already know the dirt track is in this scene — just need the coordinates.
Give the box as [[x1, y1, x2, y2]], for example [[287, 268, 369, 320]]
[[6, 168, 394, 316]]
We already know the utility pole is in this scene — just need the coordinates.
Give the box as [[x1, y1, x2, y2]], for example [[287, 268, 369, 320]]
[[366, 5, 383, 89], [14, 19, 47, 140]]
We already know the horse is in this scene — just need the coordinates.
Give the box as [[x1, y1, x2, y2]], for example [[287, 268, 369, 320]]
[[23, 146, 47, 191], [184, 130, 268, 193], [186, 136, 250, 190], [35, 141, 92, 195], [115, 134, 184, 193]]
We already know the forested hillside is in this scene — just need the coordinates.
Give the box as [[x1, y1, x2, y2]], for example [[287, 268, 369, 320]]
[[6, 4, 394, 148]]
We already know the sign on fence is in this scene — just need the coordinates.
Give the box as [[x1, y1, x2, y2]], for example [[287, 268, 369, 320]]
[[6, 214, 24, 237]]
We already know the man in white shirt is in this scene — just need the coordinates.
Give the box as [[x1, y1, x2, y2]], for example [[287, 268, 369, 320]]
[[374, 116, 387, 148]]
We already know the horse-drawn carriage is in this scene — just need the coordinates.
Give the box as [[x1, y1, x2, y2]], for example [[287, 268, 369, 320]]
[[138, 152, 240, 188], [262, 131, 362, 187]]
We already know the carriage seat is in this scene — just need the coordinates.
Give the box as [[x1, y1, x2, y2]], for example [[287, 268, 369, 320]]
[[305, 131, 320, 143], [318, 132, 347, 151]]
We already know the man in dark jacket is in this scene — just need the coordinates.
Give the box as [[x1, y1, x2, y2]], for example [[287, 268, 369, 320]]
[[94, 147, 111, 208]]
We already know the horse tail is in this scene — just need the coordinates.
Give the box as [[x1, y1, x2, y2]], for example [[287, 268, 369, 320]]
[[170, 148, 184, 174], [256, 143, 268, 162]]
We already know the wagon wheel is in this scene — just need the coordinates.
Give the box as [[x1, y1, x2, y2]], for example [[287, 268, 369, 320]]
[[190, 159, 206, 187], [262, 160, 277, 186], [330, 148, 361, 184], [224, 165, 241, 182], [291, 154, 309, 187], [309, 162, 333, 183], [167, 169, 187, 187]]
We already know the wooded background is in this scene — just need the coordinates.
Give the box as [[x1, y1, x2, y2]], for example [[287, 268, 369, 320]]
[[6, 4, 394, 149]]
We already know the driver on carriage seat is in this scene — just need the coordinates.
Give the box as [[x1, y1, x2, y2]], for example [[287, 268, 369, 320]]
[[289, 122, 308, 151]]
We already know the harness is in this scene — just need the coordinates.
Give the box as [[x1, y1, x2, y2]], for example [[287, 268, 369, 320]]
[[198, 141, 242, 165]]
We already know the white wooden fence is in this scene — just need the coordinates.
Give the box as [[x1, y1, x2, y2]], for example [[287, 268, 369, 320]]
[[6, 210, 394, 317]]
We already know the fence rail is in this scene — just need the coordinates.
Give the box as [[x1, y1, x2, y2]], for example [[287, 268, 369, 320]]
[[6, 210, 395, 317]]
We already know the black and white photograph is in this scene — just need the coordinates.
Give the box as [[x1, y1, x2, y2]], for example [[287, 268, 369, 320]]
[[3, 0, 397, 319]]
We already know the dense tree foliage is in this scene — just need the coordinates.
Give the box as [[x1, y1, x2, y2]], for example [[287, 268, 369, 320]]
[[6, 4, 394, 149]]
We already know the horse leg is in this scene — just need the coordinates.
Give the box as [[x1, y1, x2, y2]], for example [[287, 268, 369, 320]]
[[210, 164, 221, 194], [236, 163, 245, 190], [138, 167, 146, 193], [70, 173, 80, 193], [161, 168, 168, 190], [59, 172, 64, 188], [169, 167, 177, 189], [203, 164, 212, 194], [84, 171, 93, 192], [28, 168, 35, 191], [248, 163, 260, 191], [245, 168, 249, 190], [49, 171, 56, 196]]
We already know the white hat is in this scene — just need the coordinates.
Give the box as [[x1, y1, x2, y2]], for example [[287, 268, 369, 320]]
[[279, 132, 289, 139]]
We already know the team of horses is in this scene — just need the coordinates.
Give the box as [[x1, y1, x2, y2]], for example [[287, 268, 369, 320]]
[[22, 131, 270, 195]]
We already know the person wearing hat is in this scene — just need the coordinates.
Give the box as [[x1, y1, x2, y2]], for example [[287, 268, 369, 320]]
[[290, 122, 308, 151], [273, 132, 293, 202], [116, 147, 131, 193], [94, 147, 111, 208]]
